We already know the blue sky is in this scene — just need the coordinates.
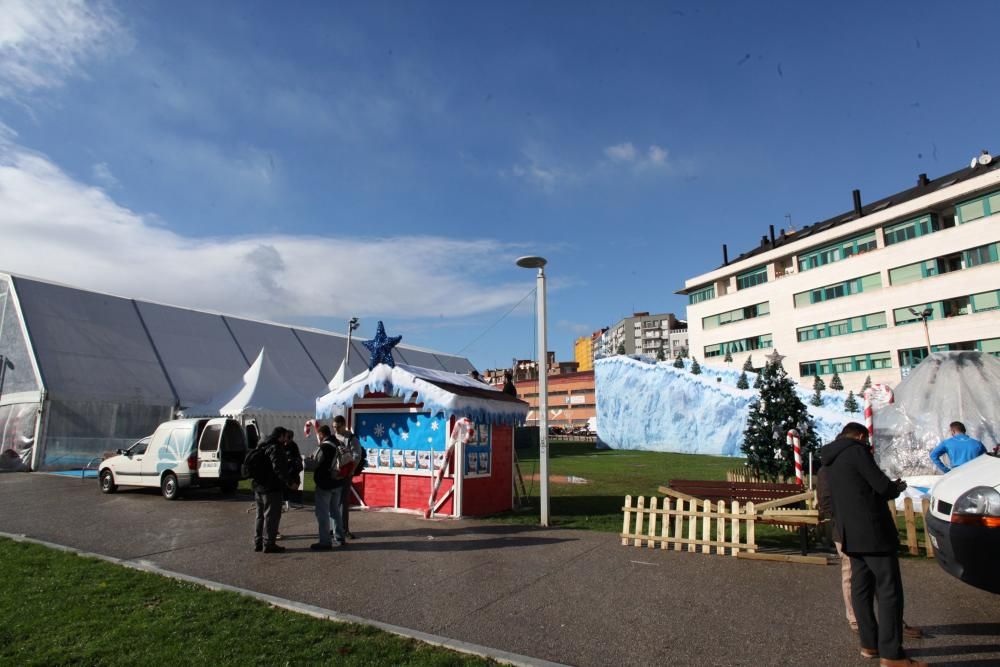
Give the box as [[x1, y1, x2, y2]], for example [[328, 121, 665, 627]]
[[1, 1, 999, 371]]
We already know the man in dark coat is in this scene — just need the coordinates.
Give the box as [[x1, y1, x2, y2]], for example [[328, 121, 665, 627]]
[[820, 422, 925, 667], [253, 427, 293, 553]]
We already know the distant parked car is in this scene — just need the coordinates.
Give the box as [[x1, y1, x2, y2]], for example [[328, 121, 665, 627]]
[[99, 417, 250, 500], [926, 453, 1000, 594]]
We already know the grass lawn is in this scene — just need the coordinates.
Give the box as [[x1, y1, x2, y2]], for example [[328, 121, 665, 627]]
[[0, 538, 492, 667]]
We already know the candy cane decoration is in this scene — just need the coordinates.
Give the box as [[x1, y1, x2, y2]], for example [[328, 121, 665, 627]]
[[863, 384, 894, 451], [425, 417, 473, 518], [788, 429, 803, 486]]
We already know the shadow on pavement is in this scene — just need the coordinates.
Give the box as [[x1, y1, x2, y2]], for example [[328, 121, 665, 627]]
[[918, 623, 1000, 637]]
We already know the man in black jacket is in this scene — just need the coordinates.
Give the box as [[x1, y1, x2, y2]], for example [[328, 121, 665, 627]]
[[821, 422, 925, 667], [253, 428, 293, 553], [310, 425, 344, 550]]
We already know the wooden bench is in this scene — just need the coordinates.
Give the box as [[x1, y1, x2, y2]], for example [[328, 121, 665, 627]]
[[665, 479, 817, 555]]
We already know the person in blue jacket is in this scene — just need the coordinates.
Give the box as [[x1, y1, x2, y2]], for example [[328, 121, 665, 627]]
[[930, 421, 986, 473]]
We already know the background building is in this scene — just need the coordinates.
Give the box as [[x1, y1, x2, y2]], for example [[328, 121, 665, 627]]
[[517, 370, 595, 429], [680, 154, 1000, 389], [574, 334, 594, 371], [594, 312, 687, 360]]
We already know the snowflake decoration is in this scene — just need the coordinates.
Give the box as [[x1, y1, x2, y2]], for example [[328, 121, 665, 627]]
[[361, 420, 367, 426], [391, 423, 396, 429], [430, 421, 439, 431], [373, 423, 386, 437], [427, 437, 433, 443], [401, 432, 409, 441]]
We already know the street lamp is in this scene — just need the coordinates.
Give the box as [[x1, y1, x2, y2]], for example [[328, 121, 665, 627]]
[[345, 317, 360, 370], [908, 308, 934, 359], [516, 255, 550, 527]]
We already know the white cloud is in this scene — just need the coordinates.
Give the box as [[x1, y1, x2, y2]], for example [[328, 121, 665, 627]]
[[0, 0, 122, 100], [647, 144, 668, 165], [604, 142, 637, 162], [0, 138, 530, 321], [90, 161, 118, 188]]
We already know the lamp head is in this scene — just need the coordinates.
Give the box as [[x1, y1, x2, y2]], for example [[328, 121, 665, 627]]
[[516, 255, 547, 269]]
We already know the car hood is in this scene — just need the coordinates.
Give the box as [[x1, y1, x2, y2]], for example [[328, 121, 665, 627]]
[[929, 454, 1000, 520]]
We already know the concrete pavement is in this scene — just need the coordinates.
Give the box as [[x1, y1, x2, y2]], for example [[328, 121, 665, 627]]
[[1, 473, 998, 666]]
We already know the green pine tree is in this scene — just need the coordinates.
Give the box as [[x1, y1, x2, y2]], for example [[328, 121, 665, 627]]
[[813, 375, 826, 392], [736, 371, 750, 390], [672, 354, 684, 369], [616, 342, 626, 355], [741, 357, 819, 480], [861, 375, 872, 392], [656, 349, 666, 362], [830, 372, 844, 391], [844, 390, 860, 413], [742, 355, 754, 372], [689, 357, 702, 375], [753, 371, 763, 389], [723, 349, 733, 363], [810, 375, 824, 407]]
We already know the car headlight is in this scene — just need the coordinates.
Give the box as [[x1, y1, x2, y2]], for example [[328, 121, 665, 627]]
[[951, 486, 1000, 527]]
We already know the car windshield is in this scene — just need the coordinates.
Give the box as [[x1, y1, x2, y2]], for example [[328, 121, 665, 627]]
[[129, 439, 150, 456]]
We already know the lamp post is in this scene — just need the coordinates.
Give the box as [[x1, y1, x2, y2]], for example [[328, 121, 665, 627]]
[[345, 317, 360, 370], [516, 255, 549, 527], [908, 308, 934, 359]]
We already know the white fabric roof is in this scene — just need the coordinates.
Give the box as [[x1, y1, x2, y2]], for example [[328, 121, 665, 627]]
[[316, 363, 527, 424], [186, 347, 316, 415]]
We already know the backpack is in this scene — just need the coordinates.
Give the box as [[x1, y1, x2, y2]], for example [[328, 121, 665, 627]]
[[242, 446, 272, 485]]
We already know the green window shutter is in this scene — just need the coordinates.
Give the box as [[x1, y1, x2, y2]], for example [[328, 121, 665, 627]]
[[958, 198, 986, 223], [972, 290, 1000, 312], [980, 338, 1000, 355], [860, 273, 882, 291], [794, 292, 811, 307], [889, 263, 922, 285], [867, 312, 887, 328], [988, 193, 1000, 216]]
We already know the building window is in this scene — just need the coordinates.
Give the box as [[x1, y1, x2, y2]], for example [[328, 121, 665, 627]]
[[793, 273, 882, 307], [889, 242, 999, 285], [797, 231, 878, 271], [883, 215, 941, 246], [795, 311, 887, 342], [702, 302, 769, 330], [956, 189, 1000, 224], [704, 334, 773, 358], [736, 266, 768, 290], [972, 289, 1000, 312], [689, 286, 715, 304], [799, 351, 891, 376]]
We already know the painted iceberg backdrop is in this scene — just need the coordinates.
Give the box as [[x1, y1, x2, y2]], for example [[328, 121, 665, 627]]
[[595, 356, 851, 456]]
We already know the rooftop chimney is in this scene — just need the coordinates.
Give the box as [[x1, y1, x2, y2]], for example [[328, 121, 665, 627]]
[[769, 224, 776, 246], [918, 173, 929, 188], [722, 244, 729, 266], [852, 189, 863, 217]]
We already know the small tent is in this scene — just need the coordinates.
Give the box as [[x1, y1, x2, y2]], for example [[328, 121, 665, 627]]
[[183, 347, 315, 445]]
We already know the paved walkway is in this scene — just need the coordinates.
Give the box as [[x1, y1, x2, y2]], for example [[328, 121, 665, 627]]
[[2, 474, 998, 666]]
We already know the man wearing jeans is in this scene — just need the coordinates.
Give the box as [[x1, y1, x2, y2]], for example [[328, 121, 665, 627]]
[[310, 425, 345, 550]]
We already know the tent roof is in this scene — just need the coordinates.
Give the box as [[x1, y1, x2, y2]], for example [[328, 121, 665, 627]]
[[186, 347, 316, 415], [316, 363, 528, 425], [4, 273, 477, 406]]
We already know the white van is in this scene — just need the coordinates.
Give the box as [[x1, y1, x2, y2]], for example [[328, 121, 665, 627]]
[[99, 418, 252, 500]]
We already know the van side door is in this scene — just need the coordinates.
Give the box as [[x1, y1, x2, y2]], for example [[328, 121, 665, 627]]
[[196, 418, 228, 480]]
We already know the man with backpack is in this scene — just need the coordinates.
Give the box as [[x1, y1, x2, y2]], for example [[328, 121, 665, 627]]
[[334, 415, 366, 540], [311, 425, 346, 550], [245, 427, 293, 553]]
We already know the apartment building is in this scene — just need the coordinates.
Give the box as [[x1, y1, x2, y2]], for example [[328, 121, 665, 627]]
[[517, 370, 596, 428], [574, 334, 595, 371], [680, 153, 1000, 389], [594, 312, 688, 360]]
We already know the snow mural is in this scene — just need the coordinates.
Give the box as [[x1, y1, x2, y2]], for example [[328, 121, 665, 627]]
[[594, 356, 851, 456]]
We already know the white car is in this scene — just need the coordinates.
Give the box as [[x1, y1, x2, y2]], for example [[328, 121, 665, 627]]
[[99, 418, 250, 500], [926, 452, 1000, 594]]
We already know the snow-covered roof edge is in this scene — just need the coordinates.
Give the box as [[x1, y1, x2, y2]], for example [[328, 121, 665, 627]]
[[316, 363, 528, 425]]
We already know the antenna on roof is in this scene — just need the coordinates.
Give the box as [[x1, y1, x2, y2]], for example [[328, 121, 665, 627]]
[[784, 213, 795, 232]]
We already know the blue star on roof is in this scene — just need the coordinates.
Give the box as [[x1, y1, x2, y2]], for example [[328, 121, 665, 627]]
[[363, 321, 402, 370]]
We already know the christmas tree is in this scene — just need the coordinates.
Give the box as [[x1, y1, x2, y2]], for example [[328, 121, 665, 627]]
[[742, 355, 754, 372], [656, 349, 666, 362], [741, 353, 819, 480], [689, 357, 702, 375], [672, 354, 684, 369], [616, 343, 626, 355], [753, 372, 763, 389], [810, 375, 825, 407], [844, 390, 860, 413], [830, 372, 844, 391], [724, 349, 733, 363], [736, 371, 750, 390], [861, 375, 872, 393]]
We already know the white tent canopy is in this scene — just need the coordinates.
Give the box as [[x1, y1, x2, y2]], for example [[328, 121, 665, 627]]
[[186, 347, 315, 415]]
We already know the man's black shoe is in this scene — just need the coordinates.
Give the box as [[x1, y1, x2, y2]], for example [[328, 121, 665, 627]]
[[263, 544, 286, 554], [254, 544, 263, 552], [346, 532, 357, 540], [310, 543, 333, 551]]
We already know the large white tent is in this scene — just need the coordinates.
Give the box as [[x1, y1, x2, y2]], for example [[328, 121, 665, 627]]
[[0, 272, 476, 470]]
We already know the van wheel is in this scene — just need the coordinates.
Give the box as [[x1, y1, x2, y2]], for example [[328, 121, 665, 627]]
[[99, 469, 117, 493], [220, 480, 238, 494], [161, 472, 180, 500]]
